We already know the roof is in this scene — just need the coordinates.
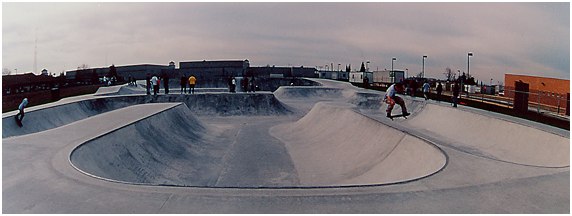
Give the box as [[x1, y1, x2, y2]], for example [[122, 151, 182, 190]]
[[2, 73, 61, 87]]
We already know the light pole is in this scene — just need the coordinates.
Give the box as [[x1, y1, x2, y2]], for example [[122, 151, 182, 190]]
[[422, 55, 427, 78], [468, 52, 473, 78], [391, 57, 396, 74]]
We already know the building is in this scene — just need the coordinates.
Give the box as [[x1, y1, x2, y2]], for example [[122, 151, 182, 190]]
[[247, 66, 317, 78], [372, 70, 405, 87], [349, 71, 373, 84], [504, 73, 569, 111], [178, 60, 249, 78], [3, 73, 65, 95], [66, 64, 171, 81]]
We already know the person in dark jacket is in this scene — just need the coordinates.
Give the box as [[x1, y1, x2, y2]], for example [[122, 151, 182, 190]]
[[180, 75, 187, 94]]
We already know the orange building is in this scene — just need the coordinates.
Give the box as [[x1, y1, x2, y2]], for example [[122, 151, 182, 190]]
[[504, 74, 569, 112]]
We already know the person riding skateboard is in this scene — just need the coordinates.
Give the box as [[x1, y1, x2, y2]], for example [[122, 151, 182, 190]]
[[384, 82, 410, 118], [15, 98, 28, 127]]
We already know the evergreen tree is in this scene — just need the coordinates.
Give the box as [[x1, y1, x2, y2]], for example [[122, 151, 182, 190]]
[[360, 62, 366, 72]]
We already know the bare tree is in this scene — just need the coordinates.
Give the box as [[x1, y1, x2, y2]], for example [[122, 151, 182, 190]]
[[78, 64, 89, 70], [2, 68, 12, 75], [443, 67, 454, 81]]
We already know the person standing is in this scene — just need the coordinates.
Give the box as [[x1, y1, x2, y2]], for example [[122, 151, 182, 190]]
[[411, 79, 418, 97], [452, 82, 460, 107], [436, 82, 443, 102], [241, 76, 249, 92], [422, 81, 431, 100], [180, 75, 187, 94], [15, 98, 28, 127], [231, 77, 236, 93], [145, 73, 151, 95], [163, 73, 170, 94], [250, 77, 256, 93], [151, 75, 159, 95], [384, 83, 409, 118], [228, 76, 233, 92], [188, 75, 197, 94]]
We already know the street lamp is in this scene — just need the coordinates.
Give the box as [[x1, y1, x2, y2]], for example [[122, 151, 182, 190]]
[[391, 57, 396, 74], [468, 52, 473, 78], [422, 55, 427, 78]]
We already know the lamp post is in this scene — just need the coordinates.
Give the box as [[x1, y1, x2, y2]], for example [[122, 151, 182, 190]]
[[468, 52, 473, 78], [422, 55, 427, 78], [391, 57, 396, 74]]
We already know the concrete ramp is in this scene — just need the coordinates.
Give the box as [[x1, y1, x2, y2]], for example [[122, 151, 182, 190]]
[[270, 102, 447, 186], [405, 104, 570, 168], [3, 93, 292, 138], [70, 103, 230, 186], [274, 86, 354, 100]]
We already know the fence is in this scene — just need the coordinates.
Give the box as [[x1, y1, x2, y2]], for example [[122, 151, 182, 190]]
[[505, 88, 569, 116], [462, 86, 570, 117]]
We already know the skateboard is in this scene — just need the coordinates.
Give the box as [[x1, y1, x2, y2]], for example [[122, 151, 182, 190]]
[[14, 116, 22, 127], [388, 113, 410, 121]]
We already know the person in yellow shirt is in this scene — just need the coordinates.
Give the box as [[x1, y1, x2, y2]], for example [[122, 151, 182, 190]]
[[188, 75, 197, 94]]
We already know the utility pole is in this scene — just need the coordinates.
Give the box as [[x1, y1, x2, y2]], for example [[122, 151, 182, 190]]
[[34, 29, 38, 74]]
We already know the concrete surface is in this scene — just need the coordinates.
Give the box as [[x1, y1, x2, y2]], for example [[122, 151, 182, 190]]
[[2, 78, 569, 213]]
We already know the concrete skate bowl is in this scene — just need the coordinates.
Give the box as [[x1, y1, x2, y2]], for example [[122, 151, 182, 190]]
[[2, 92, 291, 138], [69, 102, 446, 188], [406, 104, 570, 168], [70, 104, 232, 186], [270, 102, 447, 186]]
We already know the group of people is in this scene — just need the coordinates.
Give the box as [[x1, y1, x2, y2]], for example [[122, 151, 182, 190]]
[[384, 80, 462, 118], [180, 75, 197, 94], [228, 76, 258, 93], [127, 76, 137, 87], [145, 73, 196, 96]]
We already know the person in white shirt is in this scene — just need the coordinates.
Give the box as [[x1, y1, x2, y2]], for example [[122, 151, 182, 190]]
[[151, 75, 159, 95], [384, 83, 409, 118]]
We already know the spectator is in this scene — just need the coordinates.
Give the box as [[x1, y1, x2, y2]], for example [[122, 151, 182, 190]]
[[151, 75, 159, 95], [180, 75, 187, 94], [422, 81, 431, 100], [436, 82, 443, 102], [188, 75, 197, 94]]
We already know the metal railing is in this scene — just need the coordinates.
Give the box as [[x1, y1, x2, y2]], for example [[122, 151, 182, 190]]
[[462, 88, 570, 117]]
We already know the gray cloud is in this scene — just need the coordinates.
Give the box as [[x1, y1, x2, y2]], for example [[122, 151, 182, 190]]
[[2, 2, 569, 82]]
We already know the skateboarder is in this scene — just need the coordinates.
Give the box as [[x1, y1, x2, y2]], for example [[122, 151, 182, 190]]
[[15, 98, 28, 127], [384, 83, 410, 118]]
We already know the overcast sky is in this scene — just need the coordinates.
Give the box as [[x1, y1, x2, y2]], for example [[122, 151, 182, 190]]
[[2, 2, 570, 83]]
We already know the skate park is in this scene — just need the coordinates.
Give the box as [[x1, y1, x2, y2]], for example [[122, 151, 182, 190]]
[[2, 78, 569, 213]]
